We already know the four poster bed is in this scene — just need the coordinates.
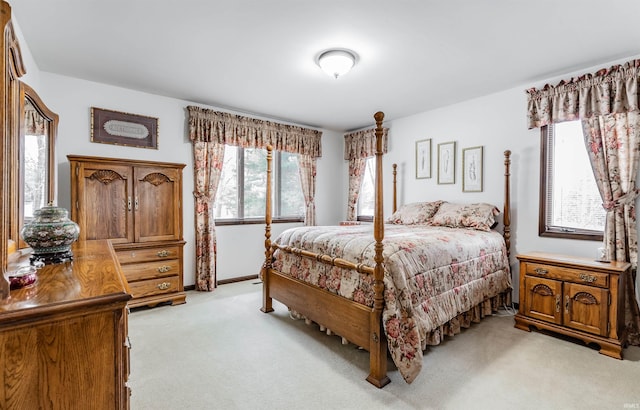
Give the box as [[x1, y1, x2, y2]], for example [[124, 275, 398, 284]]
[[261, 111, 513, 387]]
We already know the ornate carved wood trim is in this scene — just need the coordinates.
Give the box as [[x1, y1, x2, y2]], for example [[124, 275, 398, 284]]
[[574, 292, 598, 305], [89, 169, 125, 184], [532, 283, 553, 296], [140, 172, 171, 186]]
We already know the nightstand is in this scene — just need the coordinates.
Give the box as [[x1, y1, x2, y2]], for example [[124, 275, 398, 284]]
[[514, 251, 630, 359]]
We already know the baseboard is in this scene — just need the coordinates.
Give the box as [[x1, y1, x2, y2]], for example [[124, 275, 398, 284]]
[[217, 274, 259, 285]]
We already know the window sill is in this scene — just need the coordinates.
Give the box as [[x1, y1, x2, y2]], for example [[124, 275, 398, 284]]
[[215, 217, 304, 226], [539, 227, 603, 242]]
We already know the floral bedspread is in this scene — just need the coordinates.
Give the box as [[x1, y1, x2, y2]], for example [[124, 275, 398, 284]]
[[272, 224, 512, 383]]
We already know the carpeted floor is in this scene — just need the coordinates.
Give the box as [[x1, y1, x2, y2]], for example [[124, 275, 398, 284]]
[[128, 280, 640, 410]]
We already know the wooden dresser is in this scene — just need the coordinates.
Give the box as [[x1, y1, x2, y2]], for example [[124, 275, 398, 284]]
[[515, 251, 630, 358], [0, 240, 131, 409], [68, 155, 186, 308]]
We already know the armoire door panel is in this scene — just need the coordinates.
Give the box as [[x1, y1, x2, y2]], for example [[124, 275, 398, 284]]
[[134, 166, 181, 243], [78, 164, 133, 243]]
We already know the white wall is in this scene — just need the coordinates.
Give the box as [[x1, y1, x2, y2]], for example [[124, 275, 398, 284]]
[[35, 73, 345, 285]]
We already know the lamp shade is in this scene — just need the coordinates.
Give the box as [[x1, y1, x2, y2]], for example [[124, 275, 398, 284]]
[[317, 49, 356, 79]]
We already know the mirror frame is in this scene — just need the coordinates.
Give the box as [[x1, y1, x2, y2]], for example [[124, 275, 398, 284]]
[[1, 0, 27, 271], [15, 81, 58, 248]]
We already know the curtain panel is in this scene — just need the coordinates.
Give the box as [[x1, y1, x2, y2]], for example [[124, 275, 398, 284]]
[[526, 59, 640, 129], [187, 106, 322, 156], [192, 141, 225, 291], [25, 105, 46, 136], [343, 127, 389, 221]]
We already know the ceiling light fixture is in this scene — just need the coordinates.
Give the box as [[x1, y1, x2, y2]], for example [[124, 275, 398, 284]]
[[316, 49, 357, 79]]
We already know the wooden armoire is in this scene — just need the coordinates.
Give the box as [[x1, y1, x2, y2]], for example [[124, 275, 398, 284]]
[[68, 155, 187, 308]]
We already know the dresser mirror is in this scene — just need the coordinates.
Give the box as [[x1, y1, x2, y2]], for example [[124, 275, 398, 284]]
[[18, 81, 58, 240]]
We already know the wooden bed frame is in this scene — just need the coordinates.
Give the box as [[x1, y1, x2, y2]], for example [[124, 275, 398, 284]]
[[261, 111, 512, 388]]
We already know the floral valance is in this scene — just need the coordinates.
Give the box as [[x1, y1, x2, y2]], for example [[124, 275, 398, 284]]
[[187, 106, 322, 157], [24, 104, 46, 136], [343, 127, 389, 160], [526, 59, 640, 129]]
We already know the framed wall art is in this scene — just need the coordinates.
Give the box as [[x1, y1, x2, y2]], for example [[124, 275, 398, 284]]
[[91, 107, 158, 149], [437, 141, 456, 184], [462, 146, 483, 192], [415, 139, 432, 179]]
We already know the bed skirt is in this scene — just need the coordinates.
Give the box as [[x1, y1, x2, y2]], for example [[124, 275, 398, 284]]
[[291, 290, 512, 352]]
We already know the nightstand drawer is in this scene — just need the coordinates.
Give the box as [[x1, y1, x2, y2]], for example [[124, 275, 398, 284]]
[[523, 262, 609, 288]]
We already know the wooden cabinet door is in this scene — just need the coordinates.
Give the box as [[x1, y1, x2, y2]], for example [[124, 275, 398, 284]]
[[563, 282, 608, 336], [133, 166, 182, 243], [75, 163, 134, 243], [524, 275, 562, 325]]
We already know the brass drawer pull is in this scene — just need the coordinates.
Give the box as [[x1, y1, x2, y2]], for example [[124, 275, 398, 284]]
[[555, 294, 561, 312], [579, 273, 597, 283], [157, 265, 171, 273], [157, 282, 171, 290], [565, 295, 570, 313], [157, 250, 170, 257], [534, 268, 548, 275]]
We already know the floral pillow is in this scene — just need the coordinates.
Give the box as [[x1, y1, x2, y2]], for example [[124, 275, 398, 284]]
[[386, 201, 444, 225], [429, 202, 500, 231]]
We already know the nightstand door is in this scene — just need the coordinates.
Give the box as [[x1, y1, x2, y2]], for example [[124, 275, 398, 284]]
[[524, 276, 563, 324], [563, 282, 609, 336]]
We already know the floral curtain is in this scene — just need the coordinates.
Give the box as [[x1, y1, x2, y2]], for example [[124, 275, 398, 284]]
[[582, 112, 640, 344], [191, 141, 225, 291], [187, 106, 322, 156], [344, 127, 388, 221], [24, 104, 45, 136], [527, 59, 640, 129], [346, 158, 367, 221], [298, 154, 316, 226], [526, 59, 640, 345], [187, 106, 322, 290]]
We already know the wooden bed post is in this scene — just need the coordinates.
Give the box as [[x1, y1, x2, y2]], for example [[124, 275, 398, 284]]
[[367, 111, 390, 388], [503, 150, 511, 258], [261, 146, 274, 313], [392, 163, 397, 214]]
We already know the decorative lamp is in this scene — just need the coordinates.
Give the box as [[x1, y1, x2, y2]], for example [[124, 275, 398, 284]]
[[317, 49, 357, 79]]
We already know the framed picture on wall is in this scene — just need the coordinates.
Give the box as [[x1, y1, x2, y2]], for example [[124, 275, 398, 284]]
[[415, 139, 431, 179], [462, 146, 483, 192], [437, 141, 456, 184], [91, 107, 158, 149]]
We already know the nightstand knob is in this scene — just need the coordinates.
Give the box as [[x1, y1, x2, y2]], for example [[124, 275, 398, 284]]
[[534, 268, 548, 275]]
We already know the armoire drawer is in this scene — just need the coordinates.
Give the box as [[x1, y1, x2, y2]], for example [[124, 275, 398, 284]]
[[116, 245, 181, 264], [120, 259, 181, 282], [128, 276, 180, 299]]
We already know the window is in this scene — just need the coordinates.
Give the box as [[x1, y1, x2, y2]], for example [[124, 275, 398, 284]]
[[540, 120, 605, 240], [215, 145, 305, 224], [357, 157, 376, 221]]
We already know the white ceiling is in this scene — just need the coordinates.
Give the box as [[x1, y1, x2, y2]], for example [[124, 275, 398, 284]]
[[10, 0, 640, 132]]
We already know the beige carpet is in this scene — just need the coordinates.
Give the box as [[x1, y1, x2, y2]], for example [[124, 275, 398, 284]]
[[128, 280, 640, 410]]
